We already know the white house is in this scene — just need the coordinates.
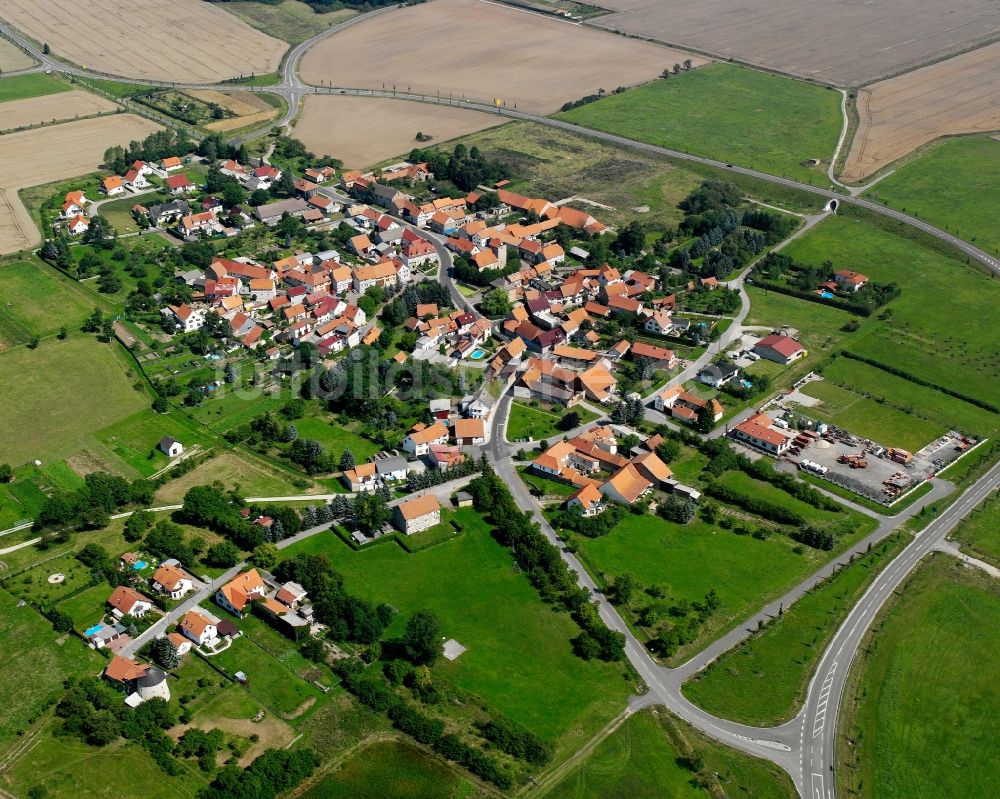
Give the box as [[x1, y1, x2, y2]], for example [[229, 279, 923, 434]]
[[164, 303, 207, 333], [107, 586, 153, 618], [393, 494, 441, 535], [215, 569, 266, 618], [644, 310, 673, 336], [152, 563, 193, 600], [159, 436, 183, 457], [66, 214, 90, 235], [402, 421, 449, 456], [567, 483, 605, 517], [179, 610, 218, 646]]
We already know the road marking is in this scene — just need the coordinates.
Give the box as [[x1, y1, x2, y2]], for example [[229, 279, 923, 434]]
[[813, 661, 837, 738], [731, 733, 792, 751], [811, 773, 826, 799]]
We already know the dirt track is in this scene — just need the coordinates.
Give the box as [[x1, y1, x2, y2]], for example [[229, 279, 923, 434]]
[[0, 114, 161, 254], [0, 0, 287, 82], [0, 89, 117, 132], [843, 42, 1000, 181], [589, 0, 1000, 87], [300, 0, 706, 114], [293, 95, 504, 168]]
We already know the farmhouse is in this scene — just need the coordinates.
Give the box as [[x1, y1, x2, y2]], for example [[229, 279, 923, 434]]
[[568, 483, 606, 516], [402, 421, 449, 456], [731, 413, 792, 455], [215, 568, 267, 617], [393, 494, 441, 535], [600, 464, 653, 505], [753, 334, 805, 365]]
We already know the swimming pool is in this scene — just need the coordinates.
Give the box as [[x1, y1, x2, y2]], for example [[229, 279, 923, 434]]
[[470, 348, 487, 360], [84, 624, 104, 637], [133, 560, 147, 570], [820, 291, 833, 299]]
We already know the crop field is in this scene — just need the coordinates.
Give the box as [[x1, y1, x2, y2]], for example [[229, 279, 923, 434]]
[[780, 212, 1000, 409], [559, 64, 842, 184], [820, 357, 1000, 438], [0, 0, 286, 83], [589, 0, 1000, 86], [0, 89, 117, 133], [683, 534, 907, 726], [185, 89, 281, 133], [0, 114, 160, 254], [862, 136, 1000, 256], [843, 43, 1000, 182], [299, 0, 706, 115], [217, 0, 358, 45], [293, 95, 503, 169], [0, 589, 105, 749], [0, 36, 33, 71], [951, 491, 1000, 569], [279, 511, 630, 750], [837, 556, 1000, 798], [797, 379, 947, 452], [300, 741, 477, 799], [0, 259, 97, 345], [575, 508, 873, 663], [0, 337, 147, 467], [546, 709, 794, 799]]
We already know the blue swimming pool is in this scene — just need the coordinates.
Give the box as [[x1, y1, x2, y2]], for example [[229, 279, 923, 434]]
[[470, 348, 487, 360], [820, 291, 833, 299], [133, 560, 147, 570], [84, 624, 104, 637]]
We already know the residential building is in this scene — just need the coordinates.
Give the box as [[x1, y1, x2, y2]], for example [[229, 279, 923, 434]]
[[151, 563, 193, 599], [215, 569, 267, 617], [697, 361, 739, 388], [452, 418, 486, 446], [402, 421, 449, 456], [567, 483, 605, 516], [731, 413, 792, 455], [393, 494, 441, 535], [107, 586, 153, 618], [600, 464, 653, 506], [342, 461, 379, 492], [753, 334, 806, 365], [834, 269, 869, 291], [179, 610, 218, 646]]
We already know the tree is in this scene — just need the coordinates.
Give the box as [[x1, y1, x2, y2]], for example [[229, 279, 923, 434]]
[[251, 543, 278, 570], [352, 492, 389, 535], [152, 395, 169, 414], [124, 509, 153, 542], [276, 212, 300, 239], [557, 410, 581, 431], [42, 43, 50, 55], [339, 449, 355, 472], [695, 403, 715, 433], [480, 287, 511, 317], [403, 610, 441, 665], [204, 541, 240, 568], [614, 221, 645, 255], [57, 326, 68, 340], [0, 464, 12, 483]]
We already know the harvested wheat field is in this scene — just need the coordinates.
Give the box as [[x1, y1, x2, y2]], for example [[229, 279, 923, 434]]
[[590, 0, 1000, 86], [185, 89, 281, 132], [293, 95, 504, 168], [300, 0, 706, 114], [0, 35, 32, 71], [0, 114, 161, 254], [842, 43, 1000, 182], [0, 0, 287, 82], [0, 89, 117, 132]]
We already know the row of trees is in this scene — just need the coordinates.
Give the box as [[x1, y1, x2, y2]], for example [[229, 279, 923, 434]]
[[35, 472, 154, 533]]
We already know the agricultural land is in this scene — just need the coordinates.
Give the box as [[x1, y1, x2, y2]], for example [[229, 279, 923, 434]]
[[0, 34, 33, 71], [0, 0, 287, 82], [299, 0, 708, 114], [843, 42, 1000, 181], [216, 0, 359, 45], [589, 0, 1000, 86]]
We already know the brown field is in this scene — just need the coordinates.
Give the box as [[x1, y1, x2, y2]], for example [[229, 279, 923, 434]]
[[0, 114, 161, 254], [842, 42, 1000, 181], [184, 89, 281, 132], [300, 0, 707, 114], [293, 95, 504, 168], [0, 36, 33, 71], [0, 89, 117, 132], [589, 0, 1000, 87], [0, 0, 287, 82]]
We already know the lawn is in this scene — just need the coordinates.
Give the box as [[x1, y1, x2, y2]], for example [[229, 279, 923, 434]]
[[4, 553, 98, 607], [0, 72, 70, 103], [0, 337, 148, 468], [155, 451, 310, 503], [300, 740, 477, 799], [780, 212, 1000, 409], [97, 194, 167, 234], [93, 408, 211, 478], [292, 415, 382, 463], [279, 508, 631, 750], [53, 581, 115, 630], [951, 490, 1000, 569], [837, 555, 1000, 799], [219, 0, 357, 44], [507, 401, 598, 442], [558, 63, 842, 184], [820, 356, 999, 438], [575, 506, 873, 663], [0, 259, 99, 344], [714, 470, 855, 527], [797, 379, 946, 452], [0, 588, 105, 749], [519, 465, 578, 498], [545, 709, 794, 799], [864, 136, 1000, 257], [0, 477, 48, 529], [683, 533, 908, 725]]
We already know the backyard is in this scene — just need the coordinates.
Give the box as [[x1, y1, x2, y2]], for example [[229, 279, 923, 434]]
[[507, 400, 599, 442]]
